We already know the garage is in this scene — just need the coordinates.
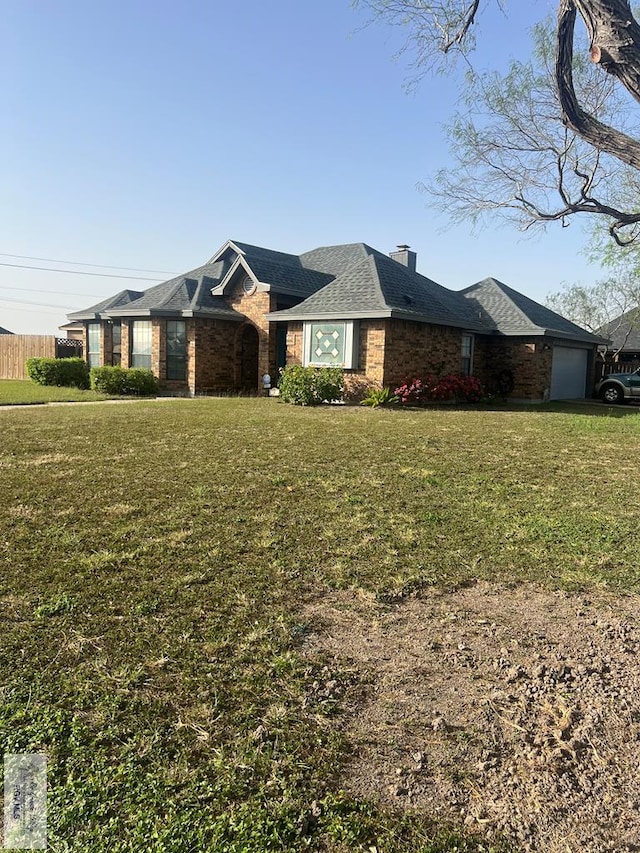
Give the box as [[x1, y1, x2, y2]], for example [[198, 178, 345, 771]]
[[550, 346, 588, 400]]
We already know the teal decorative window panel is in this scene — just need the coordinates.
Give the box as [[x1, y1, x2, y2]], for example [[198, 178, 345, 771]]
[[311, 323, 345, 365], [303, 321, 358, 369]]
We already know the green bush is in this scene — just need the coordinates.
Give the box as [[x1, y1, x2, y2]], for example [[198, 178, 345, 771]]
[[278, 365, 344, 406], [90, 366, 159, 396], [26, 357, 90, 389]]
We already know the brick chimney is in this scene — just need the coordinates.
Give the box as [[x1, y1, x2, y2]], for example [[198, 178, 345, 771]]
[[389, 244, 416, 273]]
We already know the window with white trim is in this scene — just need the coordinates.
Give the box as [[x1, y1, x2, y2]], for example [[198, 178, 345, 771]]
[[461, 333, 474, 376], [131, 320, 153, 370], [87, 323, 100, 368], [303, 321, 358, 369]]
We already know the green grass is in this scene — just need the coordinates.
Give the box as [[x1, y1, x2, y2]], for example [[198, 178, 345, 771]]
[[1, 398, 639, 851], [0, 379, 112, 405]]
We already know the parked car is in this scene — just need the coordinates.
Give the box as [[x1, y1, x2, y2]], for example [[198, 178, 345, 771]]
[[596, 368, 640, 403]]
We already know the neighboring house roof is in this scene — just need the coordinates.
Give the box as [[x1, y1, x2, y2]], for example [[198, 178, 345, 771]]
[[461, 278, 606, 344], [598, 308, 640, 352], [268, 253, 489, 330], [0, 326, 13, 334]]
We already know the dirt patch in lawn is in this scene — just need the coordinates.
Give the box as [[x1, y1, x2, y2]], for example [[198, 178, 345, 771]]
[[302, 583, 640, 852]]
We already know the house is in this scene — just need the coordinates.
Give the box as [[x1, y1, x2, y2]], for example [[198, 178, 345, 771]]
[[0, 326, 13, 335], [58, 321, 85, 342], [67, 239, 603, 401], [598, 308, 640, 363]]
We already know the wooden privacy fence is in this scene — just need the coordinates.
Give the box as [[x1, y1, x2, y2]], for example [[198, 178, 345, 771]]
[[595, 359, 640, 383], [0, 336, 83, 380]]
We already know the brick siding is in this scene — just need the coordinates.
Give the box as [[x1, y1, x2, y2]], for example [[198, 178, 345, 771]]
[[382, 320, 465, 388]]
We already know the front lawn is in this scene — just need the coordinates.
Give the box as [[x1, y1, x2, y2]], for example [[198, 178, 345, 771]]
[[0, 399, 638, 851], [0, 378, 112, 405]]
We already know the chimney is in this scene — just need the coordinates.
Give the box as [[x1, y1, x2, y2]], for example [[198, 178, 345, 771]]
[[389, 244, 416, 273]]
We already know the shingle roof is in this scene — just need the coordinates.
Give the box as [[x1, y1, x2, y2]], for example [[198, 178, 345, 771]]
[[228, 241, 301, 268], [0, 325, 13, 334], [299, 243, 385, 276], [269, 253, 489, 330], [68, 289, 145, 321], [461, 278, 605, 343], [245, 256, 334, 297], [96, 262, 243, 321], [598, 308, 640, 352]]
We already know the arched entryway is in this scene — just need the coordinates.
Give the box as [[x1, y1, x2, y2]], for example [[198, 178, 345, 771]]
[[238, 323, 259, 391]]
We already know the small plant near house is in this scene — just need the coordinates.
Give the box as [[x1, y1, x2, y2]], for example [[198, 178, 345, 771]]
[[26, 357, 90, 389], [360, 386, 399, 408], [278, 365, 344, 406], [90, 366, 159, 396], [394, 374, 484, 405]]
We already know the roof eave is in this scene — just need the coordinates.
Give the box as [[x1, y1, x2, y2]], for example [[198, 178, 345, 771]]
[[266, 309, 393, 322]]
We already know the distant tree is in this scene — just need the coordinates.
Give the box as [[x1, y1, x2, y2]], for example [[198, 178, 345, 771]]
[[546, 276, 640, 359], [354, 1, 640, 244]]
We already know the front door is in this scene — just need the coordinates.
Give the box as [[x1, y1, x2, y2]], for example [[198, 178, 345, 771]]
[[275, 325, 287, 382], [239, 324, 259, 391]]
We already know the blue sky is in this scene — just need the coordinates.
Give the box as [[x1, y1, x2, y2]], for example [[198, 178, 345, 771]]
[[1, 0, 600, 334]]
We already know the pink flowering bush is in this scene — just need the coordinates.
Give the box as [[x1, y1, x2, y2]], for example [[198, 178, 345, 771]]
[[394, 374, 484, 405]]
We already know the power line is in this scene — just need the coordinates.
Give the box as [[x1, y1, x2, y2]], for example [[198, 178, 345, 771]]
[[0, 262, 165, 281], [0, 252, 178, 275], [0, 296, 73, 311], [0, 284, 96, 298]]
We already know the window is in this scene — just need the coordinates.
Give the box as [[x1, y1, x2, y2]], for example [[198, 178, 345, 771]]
[[461, 333, 474, 376], [303, 321, 358, 369], [131, 320, 152, 370], [111, 321, 122, 366], [87, 323, 100, 368], [166, 320, 186, 380]]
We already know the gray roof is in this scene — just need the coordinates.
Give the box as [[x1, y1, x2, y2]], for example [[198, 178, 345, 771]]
[[599, 308, 640, 352], [244, 256, 334, 297], [461, 278, 606, 343], [0, 325, 13, 334], [70, 263, 244, 322], [269, 253, 488, 330], [69, 240, 600, 342], [299, 243, 385, 276], [68, 289, 145, 321], [216, 241, 302, 268]]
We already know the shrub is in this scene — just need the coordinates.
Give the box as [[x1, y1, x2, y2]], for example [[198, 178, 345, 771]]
[[394, 374, 484, 405], [360, 387, 399, 408], [26, 357, 90, 389], [278, 365, 344, 406], [90, 366, 159, 396]]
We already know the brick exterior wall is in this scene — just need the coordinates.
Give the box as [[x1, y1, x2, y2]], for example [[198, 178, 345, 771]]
[[473, 336, 597, 401], [226, 280, 278, 385], [382, 319, 465, 388], [81, 302, 599, 401], [286, 322, 303, 367], [189, 318, 238, 393], [121, 321, 131, 369]]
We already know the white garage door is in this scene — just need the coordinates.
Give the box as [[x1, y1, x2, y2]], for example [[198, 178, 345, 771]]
[[550, 346, 588, 400]]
